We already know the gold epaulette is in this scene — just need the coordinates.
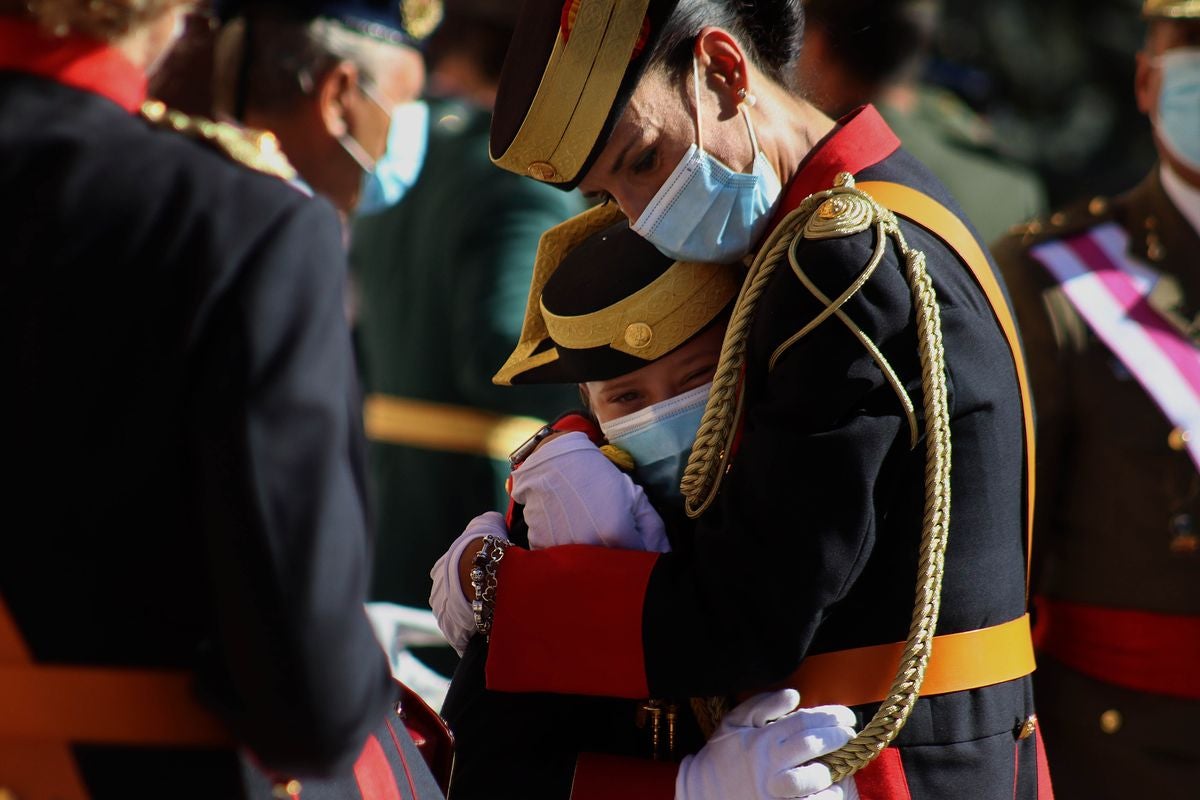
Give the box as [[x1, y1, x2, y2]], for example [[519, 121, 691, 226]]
[[1007, 195, 1114, 247], [140, 100, 297, 182]]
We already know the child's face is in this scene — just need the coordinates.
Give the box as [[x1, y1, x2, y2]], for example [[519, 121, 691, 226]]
[[583, 322, 724, 424]]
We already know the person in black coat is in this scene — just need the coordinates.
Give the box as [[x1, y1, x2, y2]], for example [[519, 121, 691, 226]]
[[0, 3, 393, 797]]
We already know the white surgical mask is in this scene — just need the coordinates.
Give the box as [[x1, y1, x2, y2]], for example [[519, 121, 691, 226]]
[[1156, 48, 1200, 174], [338, 85, 429, 216], [630, 58, 782, 263], [600, 383, 712, 505]]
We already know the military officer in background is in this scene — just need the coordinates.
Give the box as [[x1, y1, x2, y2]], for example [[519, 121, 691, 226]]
[[0, 0, 394, 797], [211, 0, 428, 217], [993, 1, 1200, 795], [796, 0, 1047, 243]]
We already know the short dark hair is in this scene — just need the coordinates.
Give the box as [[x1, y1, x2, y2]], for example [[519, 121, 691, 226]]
[[646, 0, 806, 89], [214, 6, 401, 117], [804, 0, 939, 89]]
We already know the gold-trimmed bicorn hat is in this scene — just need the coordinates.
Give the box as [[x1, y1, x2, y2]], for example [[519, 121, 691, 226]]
[[1144, 0, 1200, 18], [489, 0, 682, 189], [493, 204, 744, 386]]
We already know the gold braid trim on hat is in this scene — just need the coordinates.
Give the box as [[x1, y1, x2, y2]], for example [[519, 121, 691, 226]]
[[491, 0, 651, 183], [682, 173, 953, 782], [493, 203, 627, 386], [541, 260, 742, 360], [1143, 0, 1200, 19]]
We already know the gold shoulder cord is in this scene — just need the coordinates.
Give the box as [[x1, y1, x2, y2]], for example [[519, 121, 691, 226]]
[[681, 173, 953, 781], [140, 100, 298, 182]]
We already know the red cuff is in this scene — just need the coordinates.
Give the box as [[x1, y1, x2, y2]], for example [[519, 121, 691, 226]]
[[485, 545, 659, 698], [569, 753, 678, 800]]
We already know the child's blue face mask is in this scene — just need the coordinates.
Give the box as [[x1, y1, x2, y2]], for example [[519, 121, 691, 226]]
[[599, 383, 712, 506]]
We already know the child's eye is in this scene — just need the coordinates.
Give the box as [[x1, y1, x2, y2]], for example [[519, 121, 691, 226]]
[[609, 391, 640, 405]]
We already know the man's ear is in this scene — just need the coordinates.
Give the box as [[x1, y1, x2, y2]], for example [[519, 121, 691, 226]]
[[1135, 48, 1157, 117], [694, 26, 751, 120], [317, 60, 360, 138]]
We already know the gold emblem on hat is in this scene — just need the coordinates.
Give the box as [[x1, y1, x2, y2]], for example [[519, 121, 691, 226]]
[[625, 322, 654, 349], [401, 0, 443, 41], [527, 161, 558, 181]]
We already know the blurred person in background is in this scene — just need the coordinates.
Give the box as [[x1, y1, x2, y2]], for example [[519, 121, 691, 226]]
[[348, 0, 583, 673], [935, 0, 1155, 208], [211, 0, 428, 218], [0, 0, 396, 796], [796, 0, 1047, 242], [994, 1, 1200, 796]]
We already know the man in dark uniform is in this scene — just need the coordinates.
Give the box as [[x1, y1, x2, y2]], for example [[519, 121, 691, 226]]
[[211, 1, 581, 628], [0, 1, 394, 796], [433, 1, 1051, 797], [993, 1, 1200, 795]]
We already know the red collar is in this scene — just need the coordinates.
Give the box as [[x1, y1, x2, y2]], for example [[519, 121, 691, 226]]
[[769, 105, 901, 230], [0, 17, 146, 112]]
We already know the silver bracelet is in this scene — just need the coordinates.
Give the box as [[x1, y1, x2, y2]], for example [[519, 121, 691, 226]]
[[470, 535, 508, 637]]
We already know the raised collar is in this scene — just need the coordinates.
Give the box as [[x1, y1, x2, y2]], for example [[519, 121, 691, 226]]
[[0, 17, 147, 113], [771, 104, 901, 226], [1160, 162, 1200, 240]]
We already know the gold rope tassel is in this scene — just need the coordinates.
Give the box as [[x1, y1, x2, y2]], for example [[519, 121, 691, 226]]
[[681, 173, 953, 782]]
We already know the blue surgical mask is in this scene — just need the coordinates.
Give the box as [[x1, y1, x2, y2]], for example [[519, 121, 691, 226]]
[[600, 383, 712, 505], [1157, 49, 1200, 174], [339, 90, 430, 216], [631, 58, 781, 263]]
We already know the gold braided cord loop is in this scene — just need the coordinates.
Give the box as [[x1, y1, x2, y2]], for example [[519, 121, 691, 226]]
[[679, 201, 822, 517], [815, 191, 953, 781], [680, 173, 953, 782]]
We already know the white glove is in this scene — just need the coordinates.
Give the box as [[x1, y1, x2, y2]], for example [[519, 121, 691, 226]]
[[428, 512, 509, 655], [676, 690, 860, 800], [510, 431, 670, 553]]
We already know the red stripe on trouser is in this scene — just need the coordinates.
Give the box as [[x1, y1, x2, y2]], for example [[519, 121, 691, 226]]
[[1035, 729, 1054, 800], [385, 717, 420, 799], [854, 748, 913, 800], [353, 734, 402, 800]]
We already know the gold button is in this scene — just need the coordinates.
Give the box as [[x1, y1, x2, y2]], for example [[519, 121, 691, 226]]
[[1100, 709, 1123, 734], [527, 161, 557, 181], [624, 322, 654, 349], [1050, 212, 1067, 227], [1089, 196, 1109, 216], [1017, 714, 1038, 740], [1169, 427, 1191, 451], [272, 780, 302, 798]]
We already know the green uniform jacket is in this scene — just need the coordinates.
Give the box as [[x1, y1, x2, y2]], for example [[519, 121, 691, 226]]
[[351, 98, 582, 609], [881, 87, 1047, 243], [994, 169, 1200, 799]]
